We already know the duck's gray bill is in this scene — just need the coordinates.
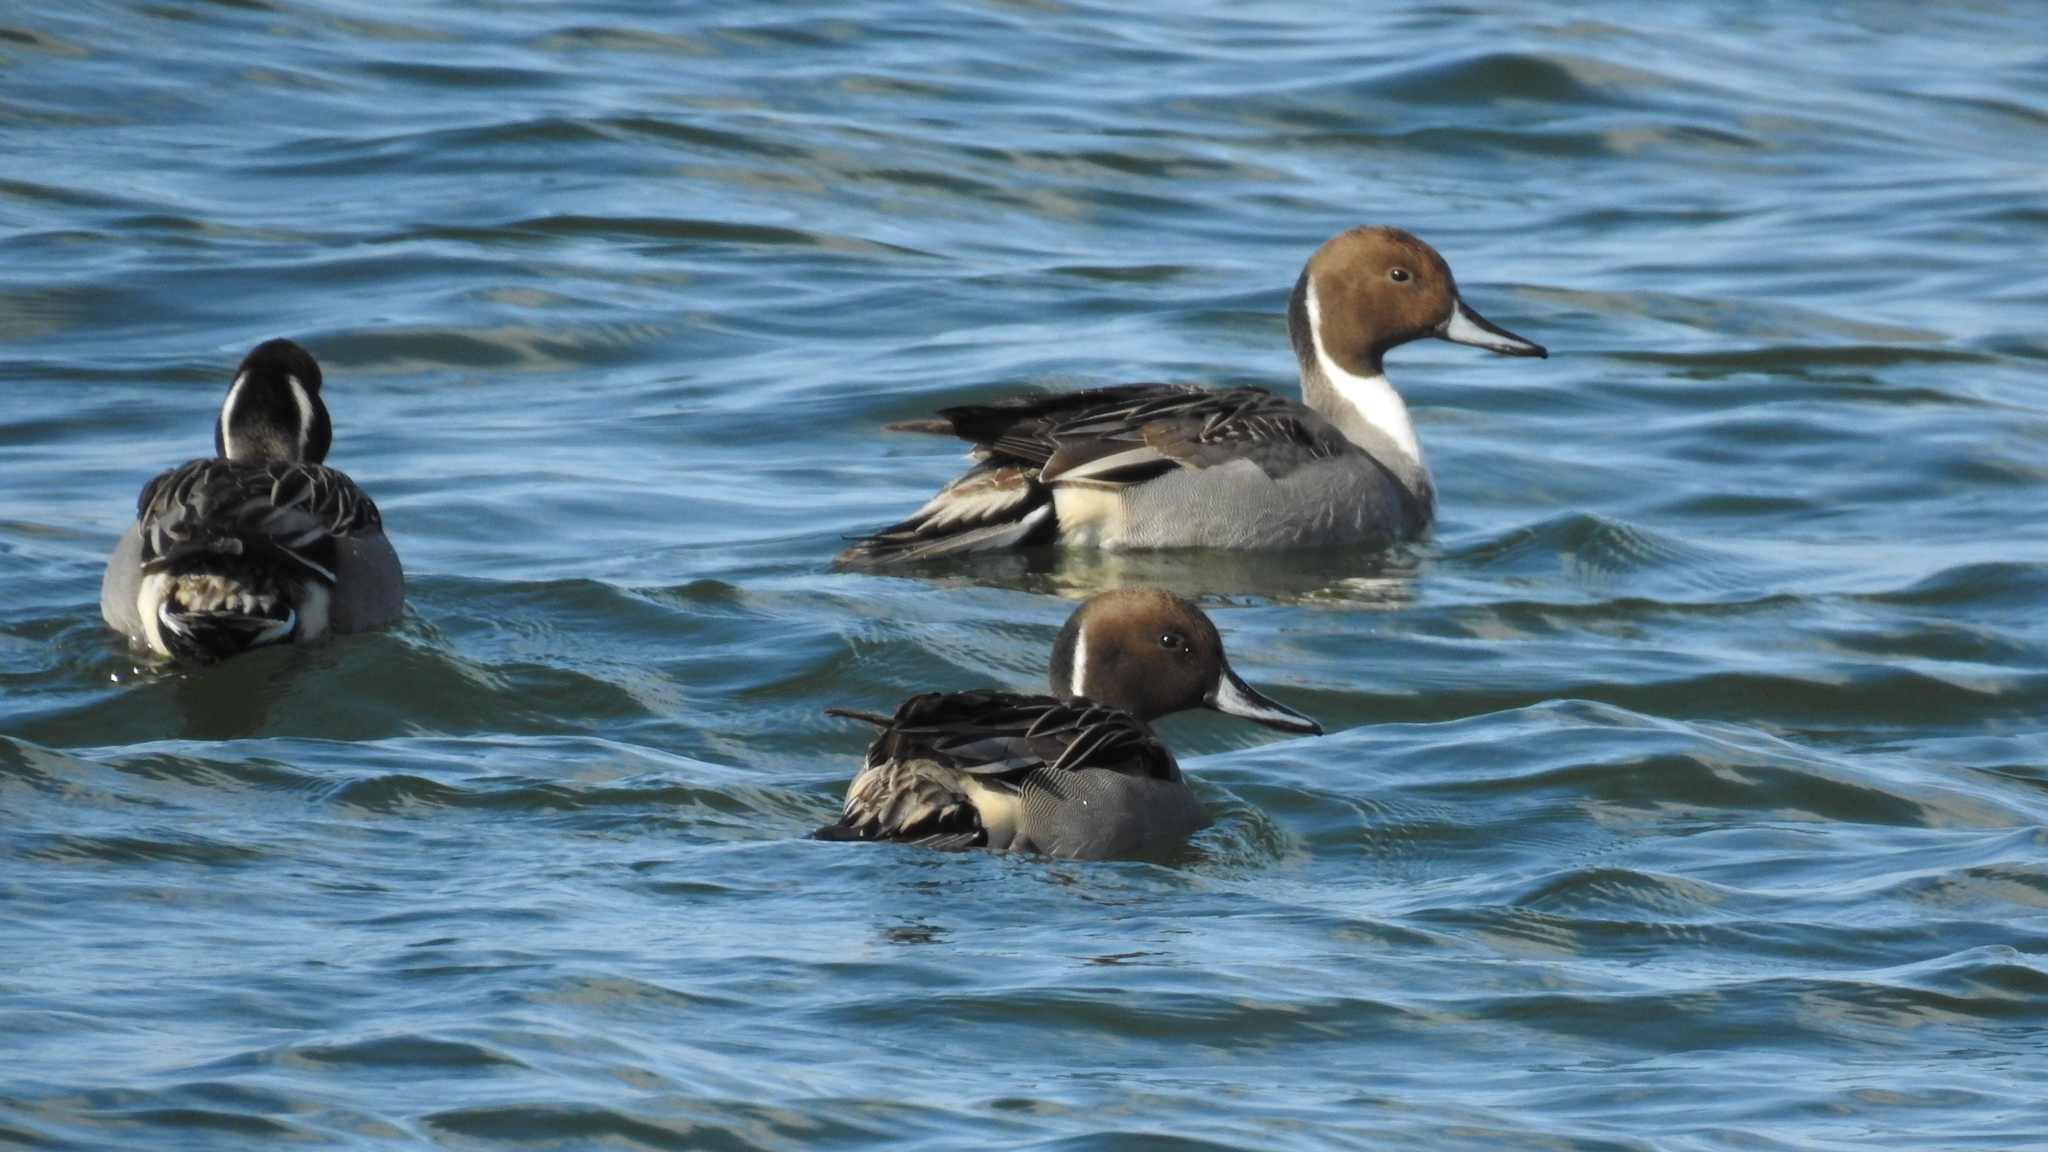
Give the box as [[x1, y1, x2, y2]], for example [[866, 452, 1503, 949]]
[[1438, 297, 1546, 358], [1206, 668, 1323, 735]]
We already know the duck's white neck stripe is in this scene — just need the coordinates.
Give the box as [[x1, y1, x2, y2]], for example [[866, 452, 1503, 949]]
[[218, 372, 317, 461], [1306, 285, 1423, 469], [218, 372, 250, 460], [1069, 627, 1090, 700], [287, 374, 314, 459]]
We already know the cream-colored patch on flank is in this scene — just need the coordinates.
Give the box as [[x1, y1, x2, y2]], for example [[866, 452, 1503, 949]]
[[960, 775, 1022, 841], [1307, 285, 1423, 469], [137, 572, 175, 657], [296, 581, 330, 641], [287, 375, 315, 459], [1068, 626, 1091, 700], [217, 372, 251, 461], [1051, 484, 1126, 549]]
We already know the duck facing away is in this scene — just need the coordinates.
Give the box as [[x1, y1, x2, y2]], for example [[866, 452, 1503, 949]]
[[836, 225, 1545, 565], [812, 588, 1322, 860], [100, 339, 404, 665]]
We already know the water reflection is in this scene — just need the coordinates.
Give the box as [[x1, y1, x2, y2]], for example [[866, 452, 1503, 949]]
[[867, 544, 1424, 606]]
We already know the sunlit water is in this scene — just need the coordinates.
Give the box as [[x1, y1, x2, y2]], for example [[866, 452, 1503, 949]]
[[5, 2, 2048, 1149]]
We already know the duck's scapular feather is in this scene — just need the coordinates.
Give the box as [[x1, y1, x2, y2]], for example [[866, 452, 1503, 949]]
[[137, 457, 382, 585]]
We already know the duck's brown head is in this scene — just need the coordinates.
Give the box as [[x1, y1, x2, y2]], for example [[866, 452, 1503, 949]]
[[1047, 588, 1321, 734], [1288, 224, 1546, 377]]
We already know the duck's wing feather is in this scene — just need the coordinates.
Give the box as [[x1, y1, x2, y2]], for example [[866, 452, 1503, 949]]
[[832, 461, 1054, 566], [873, 690, 1175, 780], [809, 756, 987, 848], [812, 690, 1179, 844], [135, 458, 384, 583], [931, 383, 1354, 484]]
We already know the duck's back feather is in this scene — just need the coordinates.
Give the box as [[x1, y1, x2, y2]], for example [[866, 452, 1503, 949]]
[[135, 458, 382, 579]]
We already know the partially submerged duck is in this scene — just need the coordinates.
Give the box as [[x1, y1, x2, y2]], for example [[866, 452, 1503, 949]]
[[100, 339, 404, 665], [812, 588, 1321, 860], [837, 225, 1545, 565]]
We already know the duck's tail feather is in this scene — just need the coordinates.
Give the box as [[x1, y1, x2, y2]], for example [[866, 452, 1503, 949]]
[[824, 707, 896, 726], [834, 462, 1057, 567], [143, 565, 298, 665], [807, 814, 985, 852], [878, 418, 958, 436]]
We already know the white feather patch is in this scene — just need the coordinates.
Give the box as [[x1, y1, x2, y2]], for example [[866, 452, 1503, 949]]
[[1306, 285, 1423, 469], [960, 775, 1022, 844], [1050, 486, 1124, 548], [218, 372, 251, 461], [287, 374, 315, 459], [137, 572, 174, 657], [1069, 625, 1090, 701]]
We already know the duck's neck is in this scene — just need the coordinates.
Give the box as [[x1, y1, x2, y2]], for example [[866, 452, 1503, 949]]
[[1289, 278, 1429, 497], [217, 371, 321, 463]]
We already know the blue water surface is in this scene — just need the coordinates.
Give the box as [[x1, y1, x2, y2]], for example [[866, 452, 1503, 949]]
[[4, 2, 2048, 1149]]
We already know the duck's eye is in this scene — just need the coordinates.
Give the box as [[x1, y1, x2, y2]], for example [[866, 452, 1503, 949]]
[[1389, 268, 1411, 282], [1159, 633, 1184, 650]]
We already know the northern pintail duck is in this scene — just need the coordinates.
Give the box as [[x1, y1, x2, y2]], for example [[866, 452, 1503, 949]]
[[812, 588, 1321, 860], [100, 339, 404, 664], [836, 225, 1545, 564]]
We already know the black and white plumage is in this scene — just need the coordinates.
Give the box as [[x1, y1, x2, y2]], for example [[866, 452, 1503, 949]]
[[100, 339, 404, 665], [812, 589, 1321, 861], [835, 225, 1546, 565]]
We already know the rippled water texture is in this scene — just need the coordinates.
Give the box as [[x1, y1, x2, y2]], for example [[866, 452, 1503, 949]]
[[5, 2, 2048, 1149]]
